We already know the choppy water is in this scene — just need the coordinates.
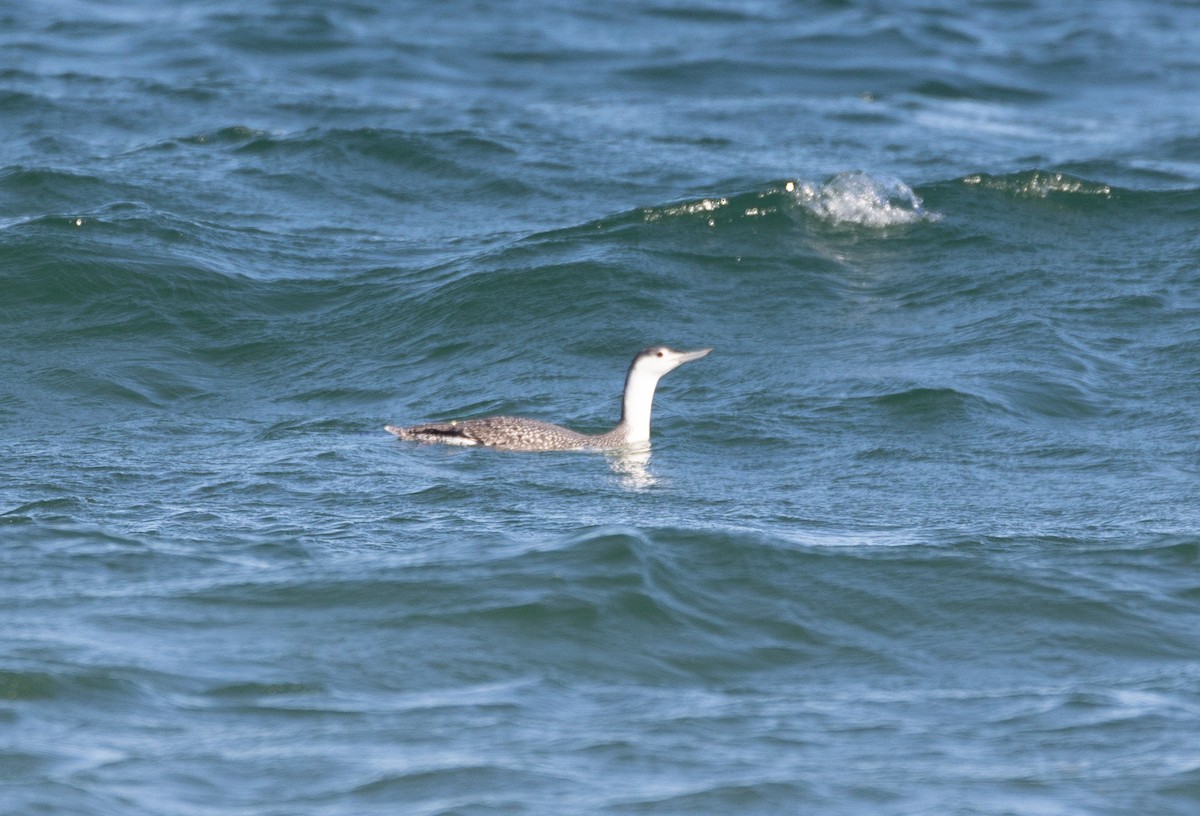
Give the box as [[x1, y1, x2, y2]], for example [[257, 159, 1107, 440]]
[[3, 1, 1200, 814]]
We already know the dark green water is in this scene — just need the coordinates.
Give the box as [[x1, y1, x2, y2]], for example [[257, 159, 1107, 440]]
[[3, 2, 1200, 814]]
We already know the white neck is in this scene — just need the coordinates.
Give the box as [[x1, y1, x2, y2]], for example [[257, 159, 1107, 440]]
[[619, 368, 662, 445]]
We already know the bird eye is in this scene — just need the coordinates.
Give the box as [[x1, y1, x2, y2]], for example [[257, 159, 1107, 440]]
[[656, 351, 664, 357]]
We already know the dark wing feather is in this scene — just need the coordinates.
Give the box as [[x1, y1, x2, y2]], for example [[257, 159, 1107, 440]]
[[386, 416, 596, 450]]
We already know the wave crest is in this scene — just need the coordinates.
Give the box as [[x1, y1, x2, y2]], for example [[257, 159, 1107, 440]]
[[634, 172, 938, 231], [962, 170, 1113, 199], [790, 171, 940, 227]]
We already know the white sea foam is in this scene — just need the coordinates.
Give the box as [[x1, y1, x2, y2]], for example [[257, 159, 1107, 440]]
[[789, 171, 941, 227]]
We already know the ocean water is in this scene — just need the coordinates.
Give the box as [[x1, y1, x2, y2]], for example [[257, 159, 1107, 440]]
[[3, 1, 1200, 813]]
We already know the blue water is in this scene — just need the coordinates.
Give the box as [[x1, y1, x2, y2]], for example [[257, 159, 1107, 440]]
[[3, 1, 1200, 814]]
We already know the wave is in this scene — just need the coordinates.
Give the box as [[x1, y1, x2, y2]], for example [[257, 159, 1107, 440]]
[[634, 172, 939, 231], [571, 168, 1191, 244], [216, 126, 519, 172], [867, 385, 997, 422], [790, 171, 942, 227], [961, 169, 1113, 199], [865, 364, 1117, 424]]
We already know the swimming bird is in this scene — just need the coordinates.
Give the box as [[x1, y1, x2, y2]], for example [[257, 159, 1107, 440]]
[[385, 346, 712, 451]]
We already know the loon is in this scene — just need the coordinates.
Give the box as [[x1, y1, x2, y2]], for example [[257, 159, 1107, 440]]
[[385, 346, 712, 451]]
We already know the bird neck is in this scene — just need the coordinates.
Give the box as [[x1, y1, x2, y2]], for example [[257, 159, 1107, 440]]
[[618, 368, 662, 445]]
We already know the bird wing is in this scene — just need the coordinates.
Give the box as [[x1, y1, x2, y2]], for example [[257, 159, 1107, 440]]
[[385, 422, 484, 445], [386, 416, 592, 450]]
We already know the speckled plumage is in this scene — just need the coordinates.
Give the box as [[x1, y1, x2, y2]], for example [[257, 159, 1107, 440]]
[[385, 346, 712, 452], [385, 416, 625, 451]]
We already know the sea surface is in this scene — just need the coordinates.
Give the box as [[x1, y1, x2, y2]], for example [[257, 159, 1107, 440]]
[[3, 1, 1200, 814]]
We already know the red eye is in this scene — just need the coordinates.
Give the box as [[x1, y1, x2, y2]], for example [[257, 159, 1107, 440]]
[[656, 351, 664, 357]]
